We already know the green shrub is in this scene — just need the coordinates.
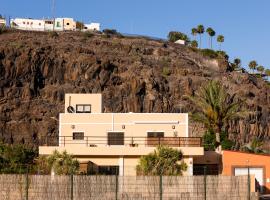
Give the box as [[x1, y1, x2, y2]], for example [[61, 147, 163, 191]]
[[162, 67, 171, 76], [168, 31, 189, 42], [48, 31, 58, 38], [103, 29, 117, 35], [200, 49, 218, 59], [83, 31, 94, 38]]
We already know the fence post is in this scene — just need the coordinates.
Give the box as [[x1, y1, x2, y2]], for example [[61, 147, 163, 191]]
[[25, 166, 29, 200], [70, 174, 73, 200], [204, 166, 207, 200], [248, 166, 250, 200], [115, 175, 118, 200], [159, 175, 163, 200]]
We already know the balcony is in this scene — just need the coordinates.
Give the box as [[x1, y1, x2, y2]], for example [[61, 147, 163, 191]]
[[40, 136, 202, 147]]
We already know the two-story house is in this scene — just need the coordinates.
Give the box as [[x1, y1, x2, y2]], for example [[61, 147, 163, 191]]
[[39, 94, 204, 176]]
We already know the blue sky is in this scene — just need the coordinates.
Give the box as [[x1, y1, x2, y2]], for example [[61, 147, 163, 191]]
[[1, 0, 270, 71]]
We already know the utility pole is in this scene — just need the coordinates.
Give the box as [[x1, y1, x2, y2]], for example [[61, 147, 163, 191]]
[[52, 0, 55, 31]]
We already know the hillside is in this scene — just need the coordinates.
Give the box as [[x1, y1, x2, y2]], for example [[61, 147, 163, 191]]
[[0, 30, 269, 148]]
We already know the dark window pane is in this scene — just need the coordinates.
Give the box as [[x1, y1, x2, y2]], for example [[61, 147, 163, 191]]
[[108, 132, 124, 145], [73, 132, 84, 140]]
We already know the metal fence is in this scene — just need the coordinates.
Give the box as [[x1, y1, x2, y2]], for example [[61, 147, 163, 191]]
[[0, 174, 258, 200]]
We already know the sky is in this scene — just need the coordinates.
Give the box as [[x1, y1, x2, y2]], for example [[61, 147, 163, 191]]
[[1, 0, 270, 71]]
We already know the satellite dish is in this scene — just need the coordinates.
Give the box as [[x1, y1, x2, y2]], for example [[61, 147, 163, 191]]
[[67, 106, 75, 113]]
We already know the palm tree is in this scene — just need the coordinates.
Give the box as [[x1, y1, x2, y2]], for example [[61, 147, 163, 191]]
[[206, 27, 216, 49], [197, 25, 205, 49], [217, 35, 224, 50], [186, 80, 244, 152], [232, 58, 241, 71], [248, 60, 258, 74], [191, 28, 198, 40], [257, 66, 265, 77]]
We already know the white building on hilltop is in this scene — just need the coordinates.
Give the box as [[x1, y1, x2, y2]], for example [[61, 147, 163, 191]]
[[83, 22, 100, 31], [0, 17, 7, 27], [11, 17, 76, 31]]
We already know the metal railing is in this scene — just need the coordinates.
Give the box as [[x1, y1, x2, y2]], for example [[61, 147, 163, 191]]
[[40, 136, 202, 147]]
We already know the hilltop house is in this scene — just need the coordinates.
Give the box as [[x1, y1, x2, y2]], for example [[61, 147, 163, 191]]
[[83, 22, 100, 31], [10, 17, 76, 31], [39, 93, 204, 176]]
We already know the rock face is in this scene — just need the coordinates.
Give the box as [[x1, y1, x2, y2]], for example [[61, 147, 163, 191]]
[[0, 31, 269, 148]]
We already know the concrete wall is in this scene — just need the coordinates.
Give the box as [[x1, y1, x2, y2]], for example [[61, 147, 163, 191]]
[[11, 18, 45, 31], [83, 23, 100, 31]]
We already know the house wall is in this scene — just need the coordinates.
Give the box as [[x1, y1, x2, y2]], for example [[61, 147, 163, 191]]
[[64, 93, 102, 113], [83, 23, 100, 31], [11, 18, 45, 31], [0, 18, 6, 26], [222, 150, 270, 193], [62, 18, 76, 31]]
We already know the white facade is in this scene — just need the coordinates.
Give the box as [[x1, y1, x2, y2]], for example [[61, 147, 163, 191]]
[[11, 17, 76, 31], [175, 39, 186, 45], [83, 23, 100, 31], [11, 18, 45, 31]]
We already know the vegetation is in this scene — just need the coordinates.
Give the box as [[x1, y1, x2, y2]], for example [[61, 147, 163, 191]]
[[242, 138, 264, 154], [200, 49, 218, 59], [0, 143, 37, 173], [48, 31, 59, 38], [257, 66, 265, 77], [217, 35, 224, 50], [191, 28, 197, 40], [232, 58, 241, 70], [103, 29, 118, 35], [197, 25, 205, 48], [136, 146, 187, 175], [37, 150, 79, 175], [248, 60, 258, 74], [206, 27, 215, 49], [168, 31, 189, 43], [186, 80, 244, 150], [76, 21, 84, 30], [265, 69, 270, 79], [190, 40, 198, 48], [203, 130, 235, 151], [83, 31, 94, 39], [162, 67, 171, 76]]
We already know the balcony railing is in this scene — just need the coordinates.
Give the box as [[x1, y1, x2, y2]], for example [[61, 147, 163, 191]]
[[40, 136, 202, 147]]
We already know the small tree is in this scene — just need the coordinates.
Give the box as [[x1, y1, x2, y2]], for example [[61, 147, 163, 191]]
[[249, 60, 258, 74], [217, 35, 224, 50], [43, 150, 80, 175], [168, 31, 189, 43], [190, 40, 198, 48], [76, 21, 84, 30], [265, 69, 270, 80], [257, 66, 265, 77], [136, 146, 187, 175], [197, 25, 205, 48]]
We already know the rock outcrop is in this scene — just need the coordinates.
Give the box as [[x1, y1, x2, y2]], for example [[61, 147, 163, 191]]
[[0, 30, 269, 148]]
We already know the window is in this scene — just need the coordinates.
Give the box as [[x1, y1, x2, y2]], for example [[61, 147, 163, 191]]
[[147, 132, 164, 146], [39, 23, 41, 26], [27, 22, 29, 25], [147, 132, 164, 138], [108, 132, 124, 145], [56, 21, 61, 27], [23, 22, 25, 24], [31, 22, 33, 25], [73, 132, 84, 140], [66, 22, 70, 25], [76, 104, 91, 113]]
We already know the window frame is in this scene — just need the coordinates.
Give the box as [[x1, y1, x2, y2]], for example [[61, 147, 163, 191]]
[[72, 132, 84, 140], [76, 104, 91, 113], [107, 132, 124, 146]]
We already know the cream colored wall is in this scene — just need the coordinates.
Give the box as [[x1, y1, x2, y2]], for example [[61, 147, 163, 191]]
[[60, 113, 188, 146], [63, 18, 76, 30], [64, 93, 102, 113]]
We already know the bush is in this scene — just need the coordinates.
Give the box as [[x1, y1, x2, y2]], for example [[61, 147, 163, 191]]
[[200, 49, 218, 59], [83, 31, 94, 38], [162, 67, 171, 76], [0, 25, 7, 34], [168, 31, 189, 43], [49, 31, 58, 38], [190, 40, 198, 48], [103, 29, 118, 35]]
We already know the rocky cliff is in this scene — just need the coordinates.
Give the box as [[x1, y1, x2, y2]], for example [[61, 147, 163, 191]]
[[0, 30, 269, 148]]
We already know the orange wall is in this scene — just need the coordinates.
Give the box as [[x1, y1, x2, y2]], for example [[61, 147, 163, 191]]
[[222, 150, 270, 193]]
